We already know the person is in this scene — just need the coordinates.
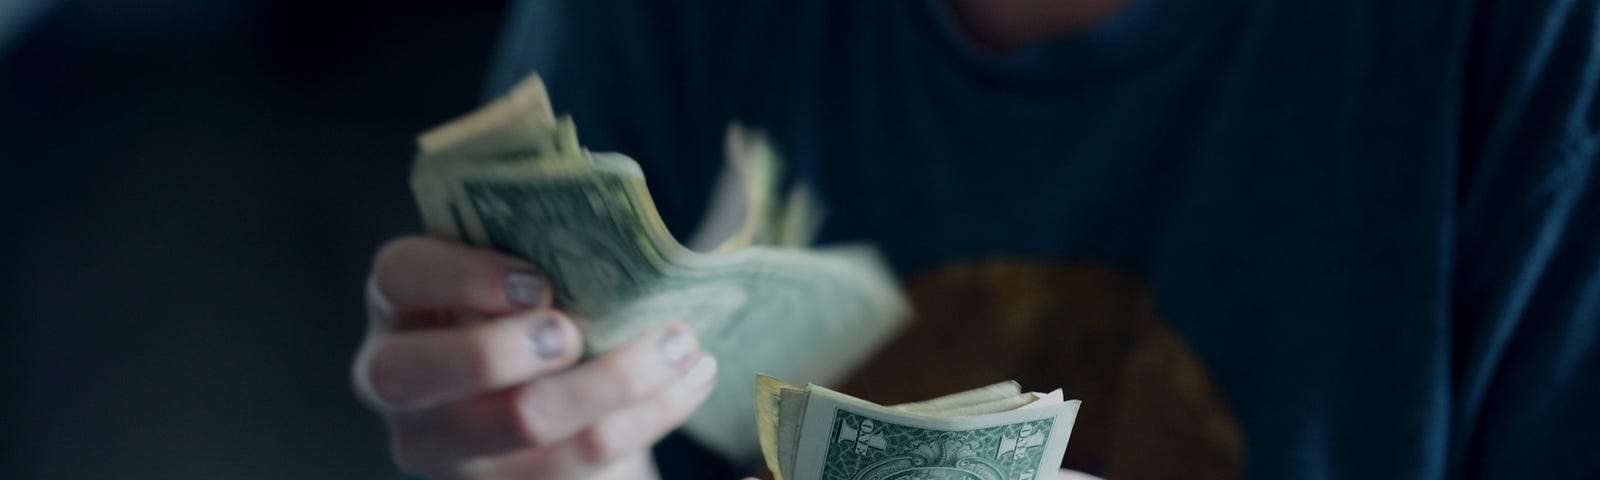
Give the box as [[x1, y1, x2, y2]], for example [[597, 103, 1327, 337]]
[[352, 0, 1600, 478]]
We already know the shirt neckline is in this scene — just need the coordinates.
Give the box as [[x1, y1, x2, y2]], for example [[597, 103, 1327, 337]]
[[917, 0, 1247, 86]]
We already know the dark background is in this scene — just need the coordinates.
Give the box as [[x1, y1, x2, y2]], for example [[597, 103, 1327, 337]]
[[3, 1, 509, 477]]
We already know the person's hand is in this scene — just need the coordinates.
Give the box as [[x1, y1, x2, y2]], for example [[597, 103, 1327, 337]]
[[353, 236, 719, 480]]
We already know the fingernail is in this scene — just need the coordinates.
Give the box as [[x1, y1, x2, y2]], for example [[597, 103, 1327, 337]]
[[683, 355, 717, 389], [656, 326, 696, 365], [504, 271, 547, 308], [529, 313, 566, 359]]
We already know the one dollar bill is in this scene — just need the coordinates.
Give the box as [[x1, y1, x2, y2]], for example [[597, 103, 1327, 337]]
[[757, 375, 1081, 480]]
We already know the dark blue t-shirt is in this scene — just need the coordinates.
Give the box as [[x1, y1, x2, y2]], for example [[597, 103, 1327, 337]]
[[487, 0, 1599, 477]]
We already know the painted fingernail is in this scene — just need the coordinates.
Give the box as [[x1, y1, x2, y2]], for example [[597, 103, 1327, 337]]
[[683, 355, 717, 389], [656, 326, 696, 365], [529, 313, 566, 359], [504, 271, 547, 308]]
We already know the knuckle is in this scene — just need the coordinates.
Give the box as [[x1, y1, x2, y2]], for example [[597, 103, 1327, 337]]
[[361, 342, 418, 409], [372, 236, 430, 274], [370, 237, 430, 295], [503, 387, 555, 448], [572, 423, 630, 466]]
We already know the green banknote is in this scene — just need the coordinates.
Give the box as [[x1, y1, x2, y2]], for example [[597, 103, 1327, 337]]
[[758, 376, 1081, 480], [409, 73, 910, 461]]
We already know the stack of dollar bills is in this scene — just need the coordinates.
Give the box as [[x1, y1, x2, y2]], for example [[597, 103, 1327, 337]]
[[408, 73, 910, 460], [757, 375, 1081, 480]]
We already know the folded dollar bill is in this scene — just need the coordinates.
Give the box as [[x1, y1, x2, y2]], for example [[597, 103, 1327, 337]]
[[409, 73, 910, 460], [756, 375, 1081, 480]]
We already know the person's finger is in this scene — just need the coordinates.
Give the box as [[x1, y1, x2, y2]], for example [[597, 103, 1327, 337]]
[[369, 236, 551, 328], [354, 310, 581, 412], [388, 322, 705, 469], [462, 354, 718, 480]]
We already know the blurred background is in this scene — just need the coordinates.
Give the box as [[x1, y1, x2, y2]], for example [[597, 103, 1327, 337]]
[[3, 0, 509, 477]]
